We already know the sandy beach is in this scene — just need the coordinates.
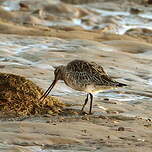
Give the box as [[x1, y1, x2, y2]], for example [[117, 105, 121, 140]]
[[0, 0, 152, 151]]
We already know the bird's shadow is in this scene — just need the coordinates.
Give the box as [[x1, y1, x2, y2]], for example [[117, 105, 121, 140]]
[[59, 108, 88, 116]]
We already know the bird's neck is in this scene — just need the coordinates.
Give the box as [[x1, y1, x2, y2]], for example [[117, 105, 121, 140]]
[[59, 66, 66, 80]]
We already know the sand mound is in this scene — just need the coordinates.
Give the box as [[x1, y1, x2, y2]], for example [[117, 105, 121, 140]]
[[0, 73, 64, 117]]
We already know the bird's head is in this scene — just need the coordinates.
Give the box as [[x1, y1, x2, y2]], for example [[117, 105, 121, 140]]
[[54, 65, 65, 81], [39, 65, 65, 102]]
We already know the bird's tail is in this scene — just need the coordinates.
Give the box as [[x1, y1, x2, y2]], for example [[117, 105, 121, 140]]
[[115, 82, 127, 87]]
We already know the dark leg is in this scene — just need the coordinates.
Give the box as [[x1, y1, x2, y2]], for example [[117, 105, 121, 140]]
[[81, 93, 89, 112], [89, 93, 93, 114]]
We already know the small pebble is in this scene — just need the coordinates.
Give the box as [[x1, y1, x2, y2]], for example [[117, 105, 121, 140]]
[[46, 120, 51, 123], [81, 129, 87, 133], [130, 8, 142, 14], [104, 98, 109, 101], [147, 118, 151, 122], [118, 127, 125, 131], [144, 124, 151, 127]]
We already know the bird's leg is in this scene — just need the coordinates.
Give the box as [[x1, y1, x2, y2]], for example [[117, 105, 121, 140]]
[[89, 93, 93, 115], [81, 93, 89, 112]]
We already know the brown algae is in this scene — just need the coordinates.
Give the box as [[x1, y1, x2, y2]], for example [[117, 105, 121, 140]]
[[0, 73, 64, 117]]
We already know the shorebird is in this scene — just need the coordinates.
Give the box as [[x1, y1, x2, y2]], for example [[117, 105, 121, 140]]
[[39, 60, 127, 114]]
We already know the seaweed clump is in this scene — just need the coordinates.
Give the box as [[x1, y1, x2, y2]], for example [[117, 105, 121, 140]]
[[0, 73, 64, 117]]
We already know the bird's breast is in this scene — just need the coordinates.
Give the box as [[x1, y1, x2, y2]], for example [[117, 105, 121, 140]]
[[85, 85, 116, 93], [63, 77, 86, 92]]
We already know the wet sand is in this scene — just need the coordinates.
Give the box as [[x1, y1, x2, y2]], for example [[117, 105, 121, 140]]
[[0, 0, 152, 151]]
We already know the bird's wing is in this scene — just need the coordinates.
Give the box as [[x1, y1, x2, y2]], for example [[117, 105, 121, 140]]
[[66, 60, 114, 85]]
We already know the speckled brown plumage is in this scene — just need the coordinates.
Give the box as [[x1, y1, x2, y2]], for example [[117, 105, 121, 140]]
[[39, 60, 127, 114]]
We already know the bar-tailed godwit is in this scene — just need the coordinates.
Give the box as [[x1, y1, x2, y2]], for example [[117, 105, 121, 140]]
[[39, 60, 127, 114]]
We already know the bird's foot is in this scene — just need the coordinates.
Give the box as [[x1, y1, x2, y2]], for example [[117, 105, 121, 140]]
[[88, 112, 93, 115], [80, 110, 87, 115]]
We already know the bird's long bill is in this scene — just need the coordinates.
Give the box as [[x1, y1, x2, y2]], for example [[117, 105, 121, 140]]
[[39, 79, 57, 102]]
